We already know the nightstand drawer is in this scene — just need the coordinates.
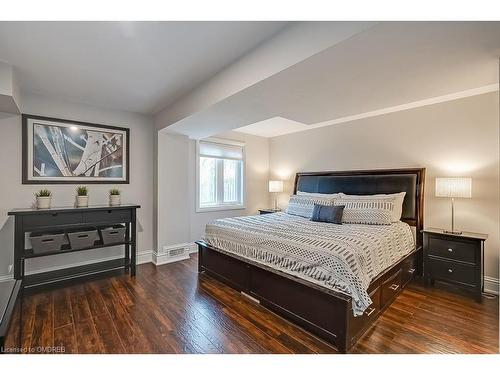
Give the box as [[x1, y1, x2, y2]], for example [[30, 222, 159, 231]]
[[428, 237, 476, 264], [428, 257, 476, 286]]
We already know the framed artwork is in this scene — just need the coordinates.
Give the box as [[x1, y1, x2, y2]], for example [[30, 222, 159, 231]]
[[22, 114, 130, 184]]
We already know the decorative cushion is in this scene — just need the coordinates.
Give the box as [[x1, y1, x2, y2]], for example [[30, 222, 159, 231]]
[[311, 204, 345, 224], [335, 197, 394, 225], [339, 192, 406, 222], [286, 195, 334, 218], [297, 191, 341, 199]]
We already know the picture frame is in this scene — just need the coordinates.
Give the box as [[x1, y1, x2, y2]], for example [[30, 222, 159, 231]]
[[22, 114, 130, 184]]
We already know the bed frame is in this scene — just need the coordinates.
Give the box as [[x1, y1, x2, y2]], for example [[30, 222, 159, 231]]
[[196, 168, 425, 352]]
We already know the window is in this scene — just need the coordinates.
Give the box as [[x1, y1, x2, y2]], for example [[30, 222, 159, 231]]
[[196, 138, 245, 211]]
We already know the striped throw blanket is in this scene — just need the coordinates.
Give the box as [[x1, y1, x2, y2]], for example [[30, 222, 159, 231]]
[[203, 212, 414, 316]]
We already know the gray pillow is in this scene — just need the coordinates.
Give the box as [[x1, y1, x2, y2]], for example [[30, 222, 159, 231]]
[[286, 195, 335, 218], [310, 204, 345, 224]]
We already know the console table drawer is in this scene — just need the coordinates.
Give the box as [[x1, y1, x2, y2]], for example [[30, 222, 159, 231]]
[[23, 212, 83, 229], [83, 209, 131, 224]]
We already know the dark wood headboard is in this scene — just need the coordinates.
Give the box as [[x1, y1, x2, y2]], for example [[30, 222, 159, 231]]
[[293, 168, 425, 245]]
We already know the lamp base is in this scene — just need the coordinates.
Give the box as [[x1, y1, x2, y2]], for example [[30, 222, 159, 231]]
[[443, 229, 463, 235]]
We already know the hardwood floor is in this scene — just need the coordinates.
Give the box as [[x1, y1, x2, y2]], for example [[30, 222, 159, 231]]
[[9, 254, 499, 354]]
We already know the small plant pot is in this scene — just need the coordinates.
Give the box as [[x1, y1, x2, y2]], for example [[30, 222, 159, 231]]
[[36, 196, 51, 209], [109, 194, 121, 206], [76, 195, 89, 207]]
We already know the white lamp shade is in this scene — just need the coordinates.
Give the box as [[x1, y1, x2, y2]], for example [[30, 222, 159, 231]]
[[269, 180, 283, 193], [435, 177, 472, 198]]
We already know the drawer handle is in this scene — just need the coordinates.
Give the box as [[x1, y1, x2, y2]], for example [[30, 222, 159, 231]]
[[41, 239, 54, 243], [408, 268, 416, 274], [365, 307, 376, 317], [51, 213, 58, 217], [77, 234, 89, 238], [448, 268, 453, 273], [447, 248, 453, 253], [389, 284, 400, 291]]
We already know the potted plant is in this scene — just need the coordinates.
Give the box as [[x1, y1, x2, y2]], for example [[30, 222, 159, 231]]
[[35, 189, 52, 209], [109, 188, 121, 206], [76, 186, 89, 207]]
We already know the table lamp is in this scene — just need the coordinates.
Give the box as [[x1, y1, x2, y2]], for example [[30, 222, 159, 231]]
[[435, 177, 472, 234], [269, 180, 283, 210]]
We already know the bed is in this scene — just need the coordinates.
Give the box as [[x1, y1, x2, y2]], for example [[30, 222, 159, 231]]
[[196, 168, 425, 352]]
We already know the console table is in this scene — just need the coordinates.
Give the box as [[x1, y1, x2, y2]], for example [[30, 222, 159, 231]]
[[8, 204, 140, 289]]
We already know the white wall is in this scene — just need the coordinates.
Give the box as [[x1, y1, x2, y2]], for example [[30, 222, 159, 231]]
[[156, 130, 269, 250], [0, 93, 154, 277], [268, 92, 499, 281], [156, 132, 191, 248], [0, 61, 20, 113]]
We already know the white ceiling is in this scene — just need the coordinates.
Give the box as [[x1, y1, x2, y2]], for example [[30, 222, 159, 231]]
[[164, 22, 500, 139], [0, 21, 287, 114], [236, 117, 309, 137], [1, 21, 499, 137]]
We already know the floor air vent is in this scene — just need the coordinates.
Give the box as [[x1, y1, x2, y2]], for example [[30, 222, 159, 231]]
[[153, 243, 195, 266], [168, 247, 186, 258]]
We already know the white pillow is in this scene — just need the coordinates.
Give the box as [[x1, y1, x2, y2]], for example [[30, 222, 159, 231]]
[[297, 191, 341, 199], [286, 195, 335, 218], [338, 192, 406, 222], [335, 197, 395, 225]]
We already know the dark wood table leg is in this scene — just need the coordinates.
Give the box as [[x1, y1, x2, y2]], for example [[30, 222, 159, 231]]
[[125, 222, 130, 272], [131, 209, 136, 276], [14, 217, 23, 280], [20, 258, 25, 285], [475, 292, 482, 303], [18, 284, 23, 350]]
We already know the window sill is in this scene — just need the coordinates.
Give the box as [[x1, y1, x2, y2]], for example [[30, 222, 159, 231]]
[[196, 205, 246, 213]]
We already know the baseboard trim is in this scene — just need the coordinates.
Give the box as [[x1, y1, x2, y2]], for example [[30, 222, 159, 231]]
[[2, 250, 493, 292], [153, 242, 197, 266], [484, 276, 499, 295], [0, 251, 153, 281], [137, 251, 153, 264], [189, 243, 198, 254], [153, 253, 190, 266], [161, 242, 197, 253], [0, 274, 13, 282]]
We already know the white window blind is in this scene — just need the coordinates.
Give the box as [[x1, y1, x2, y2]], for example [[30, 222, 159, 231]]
[[197, 138, 245, 211], [199, 140, 244, 160]]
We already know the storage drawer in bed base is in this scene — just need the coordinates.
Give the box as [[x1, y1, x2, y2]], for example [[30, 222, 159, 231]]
[[200, 251, 347, 351], [198, 241, 420, 353]]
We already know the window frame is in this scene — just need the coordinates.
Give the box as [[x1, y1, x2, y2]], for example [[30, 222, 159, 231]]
[[195, 137, 246, 213]]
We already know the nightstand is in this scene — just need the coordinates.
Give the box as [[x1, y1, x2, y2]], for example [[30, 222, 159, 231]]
[[258, 208, 282, 215], [423, 228, 487, 302]]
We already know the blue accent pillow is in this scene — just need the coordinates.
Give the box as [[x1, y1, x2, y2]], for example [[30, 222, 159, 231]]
[[310, 204, 345, 224]]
